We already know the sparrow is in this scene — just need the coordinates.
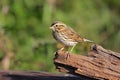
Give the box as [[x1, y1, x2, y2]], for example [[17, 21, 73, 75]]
[[50, 21, 93, 52]]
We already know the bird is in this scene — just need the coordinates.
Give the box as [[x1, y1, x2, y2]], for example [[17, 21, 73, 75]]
[[50, 21, 93, 53]]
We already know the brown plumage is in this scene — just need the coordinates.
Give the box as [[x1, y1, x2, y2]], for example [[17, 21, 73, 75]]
[[50, 21, 93, 52]]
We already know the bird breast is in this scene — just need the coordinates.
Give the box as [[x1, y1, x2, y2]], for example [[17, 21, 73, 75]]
[[52, 31, 78, 46]]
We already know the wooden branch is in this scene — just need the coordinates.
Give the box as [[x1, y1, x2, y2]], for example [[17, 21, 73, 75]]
[[0, 71, 92, 80], [54, 44, 120, 80]]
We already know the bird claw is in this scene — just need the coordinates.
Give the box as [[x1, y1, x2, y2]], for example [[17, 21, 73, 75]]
[[66, 51, 70, 60], [59, 47, 70, 60]]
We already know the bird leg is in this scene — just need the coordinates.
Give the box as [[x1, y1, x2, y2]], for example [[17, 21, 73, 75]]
[[66, 44, 77, 59], [70, 44, 76, 52], [59, 46, 70, 60], [60, 46, 68, 51], [59, 45, 76, 59], [60, 47, 65, 51]]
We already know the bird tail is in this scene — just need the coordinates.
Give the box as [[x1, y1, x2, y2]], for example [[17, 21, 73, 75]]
[[83, 38, 93, 43]]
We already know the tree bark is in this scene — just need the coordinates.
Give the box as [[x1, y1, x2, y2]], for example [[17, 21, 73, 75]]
[[54, 44, 120, 80]]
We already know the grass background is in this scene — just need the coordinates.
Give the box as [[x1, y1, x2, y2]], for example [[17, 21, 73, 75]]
[[0, 0, 120, 72]]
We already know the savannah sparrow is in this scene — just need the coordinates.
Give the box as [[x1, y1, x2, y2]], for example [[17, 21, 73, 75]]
[[50, 21, 93, 52]]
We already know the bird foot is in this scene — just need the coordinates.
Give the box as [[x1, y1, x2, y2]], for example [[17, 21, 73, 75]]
[[66, 51, 70, 60], [59, 47, 70, 59]]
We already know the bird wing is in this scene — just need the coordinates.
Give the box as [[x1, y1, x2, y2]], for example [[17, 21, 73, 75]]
[[64, 26, 84, 42]]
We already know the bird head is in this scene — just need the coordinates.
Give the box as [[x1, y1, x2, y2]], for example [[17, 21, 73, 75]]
[[50, 21, 66, 32]]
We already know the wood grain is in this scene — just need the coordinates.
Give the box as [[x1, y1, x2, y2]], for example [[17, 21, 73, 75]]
[[54, 44, 120, 80]]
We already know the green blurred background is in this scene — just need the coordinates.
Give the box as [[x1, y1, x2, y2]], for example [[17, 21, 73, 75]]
[[0, 0, 120, 72]]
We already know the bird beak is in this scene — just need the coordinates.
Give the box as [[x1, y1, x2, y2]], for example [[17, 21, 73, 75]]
[[49, 26, 54, 30]]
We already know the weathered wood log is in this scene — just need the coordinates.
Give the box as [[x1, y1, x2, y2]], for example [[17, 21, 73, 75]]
[[54, 44, 120, 80], [0, 71, 93, 80]]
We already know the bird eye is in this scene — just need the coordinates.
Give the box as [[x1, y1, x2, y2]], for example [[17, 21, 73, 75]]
[[55, 25, 58, 27]]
